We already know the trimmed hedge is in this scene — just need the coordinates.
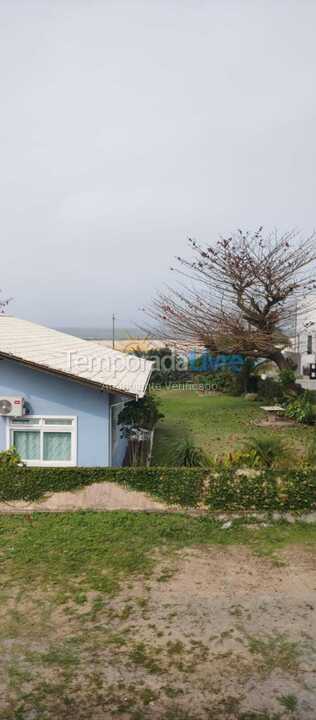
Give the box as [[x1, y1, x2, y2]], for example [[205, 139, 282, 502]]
[[0, 465, 315, 512], [206, 467, 316, 512], [0, 466, 205, 508]]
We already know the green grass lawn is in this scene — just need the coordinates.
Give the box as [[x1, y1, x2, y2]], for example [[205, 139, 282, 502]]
[[1, 512, 315, 599], [152, 390, 315, 464], [0, 513, 315, 719]]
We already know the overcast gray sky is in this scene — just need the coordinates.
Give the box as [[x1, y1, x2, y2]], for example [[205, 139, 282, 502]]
[[1, 0, 316, 328]]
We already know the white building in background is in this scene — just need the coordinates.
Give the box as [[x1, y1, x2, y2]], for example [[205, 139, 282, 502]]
[[292, 299, 316, 389]]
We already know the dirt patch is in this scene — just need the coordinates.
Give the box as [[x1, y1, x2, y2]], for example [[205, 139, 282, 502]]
[[254, 417, 297, 429], [1, 546, 315, 719], [0, 481, 167, 513]]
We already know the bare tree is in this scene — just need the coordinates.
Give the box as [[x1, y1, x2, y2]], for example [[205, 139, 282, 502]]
[[146, 229, 316, 370], [0, 292, 11, 314]]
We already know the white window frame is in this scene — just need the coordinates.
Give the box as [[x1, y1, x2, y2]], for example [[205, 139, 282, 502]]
[[6, 416, 77, 467]]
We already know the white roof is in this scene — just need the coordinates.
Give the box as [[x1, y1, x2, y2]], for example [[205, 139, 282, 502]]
[[0, 316, 153, 398]]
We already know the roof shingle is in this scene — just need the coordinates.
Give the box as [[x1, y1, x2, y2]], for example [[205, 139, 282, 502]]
[[0, 316, 153, 398]]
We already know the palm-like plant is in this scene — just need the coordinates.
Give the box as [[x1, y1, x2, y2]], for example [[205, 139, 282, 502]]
[[243, 435, 286, 468], [172, 438, 211, 468]]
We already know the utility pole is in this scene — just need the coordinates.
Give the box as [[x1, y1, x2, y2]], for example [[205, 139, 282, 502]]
[[112, 313, 116, 349]]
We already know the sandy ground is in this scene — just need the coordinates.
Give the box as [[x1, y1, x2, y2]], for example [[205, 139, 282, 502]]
[[0, 481, 167, 513], [96, 338, 167, 352], [1, 545, 315, 719]]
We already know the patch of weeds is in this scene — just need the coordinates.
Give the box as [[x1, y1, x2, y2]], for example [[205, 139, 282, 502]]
[[92, 594, 105, 611], [129, 642, 164, 674], [139, 687, 158, 705], [229, 604, 244, 617], [7, 662, 33, 690], [247, 634, 301, 673], [277, 693, 298, 712], [0, 608, 26, 640], [270, 556, 287, 568], [82, 593, 105, 620], [106, 632, 128, 647], [190, 639, 209, 661], [220, 628, 234, 639], [8, 678, 74, 717], [73, 590, 88, 605], [238, 713, 281, 720], [87, 671, 104, 690], [118, 603, 134, 620], [136, 596, 149, 610], [162, 707, 200, 720], [162, 685, 184, 699], [167, 640, 184, 655], [1, 512, 313, 608], [28, 641, 80, 671], [216, 696, 241, 715], [157, 567, 175, 582]]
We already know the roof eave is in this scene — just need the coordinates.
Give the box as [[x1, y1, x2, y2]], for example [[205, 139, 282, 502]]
[[0, 351, 141, 400]]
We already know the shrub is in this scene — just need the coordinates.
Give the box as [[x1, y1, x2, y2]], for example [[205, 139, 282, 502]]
[[172, 438, 211, 468], [0, 447, 24, 467], [134, 346, 193, 386], [211, 368, 243, 396], [257, 377, 285, 403], [285, 394, 315, 425], [302, 437, 316, 467], [242, 436, 286, 468], [118, 393, 164, 430], [0, 466, 205, 508], [238, 357, 258, 394], [279, 368, 296, 387], [205, 467, 316, 512], [0, 463, 315, 512]]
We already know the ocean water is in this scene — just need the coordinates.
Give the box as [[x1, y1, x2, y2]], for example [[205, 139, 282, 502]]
[[57, 327, 146, 340]]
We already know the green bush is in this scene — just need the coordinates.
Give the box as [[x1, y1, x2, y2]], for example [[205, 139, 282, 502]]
[[302, 437, 316, 467], [257, 377, 285, 403], [279, 368, 297, 387], [206, 467, 316, 512], [118, 392, 164, 430], [172, 438, 211, 468], [0, 447, 24, 467], [285, 393, 315, 425], [241, 435, 286, 468], [0, 466, 205, 508], [134, 346, 193, 386], [211, 368, 243, 395], [257, 372, 303, 405], [0, 464, 315, 512]]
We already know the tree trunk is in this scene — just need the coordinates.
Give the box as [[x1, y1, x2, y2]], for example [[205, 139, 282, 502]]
[[268, 350, 292, 371]]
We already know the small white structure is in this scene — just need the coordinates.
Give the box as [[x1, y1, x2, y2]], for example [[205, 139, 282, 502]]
[[291, 299, 316, 390]]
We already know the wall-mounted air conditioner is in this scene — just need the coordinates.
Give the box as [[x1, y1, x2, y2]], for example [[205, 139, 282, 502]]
[[0, 397, 24, 417]]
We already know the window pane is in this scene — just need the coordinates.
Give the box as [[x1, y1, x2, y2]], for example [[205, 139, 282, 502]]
[[43, 418, 73, 426], [43, 432, 72, 461], [11, 418, 41, 425], [13, 431, 40, 460]]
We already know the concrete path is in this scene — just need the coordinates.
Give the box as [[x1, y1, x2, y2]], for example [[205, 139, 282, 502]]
[[0, 481, 167, 513]]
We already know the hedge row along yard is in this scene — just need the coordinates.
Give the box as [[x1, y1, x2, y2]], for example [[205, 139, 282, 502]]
[[1, 465, 315, 513]]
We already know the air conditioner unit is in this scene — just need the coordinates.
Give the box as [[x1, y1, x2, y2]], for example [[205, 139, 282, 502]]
[[0, 397, 24, 417]]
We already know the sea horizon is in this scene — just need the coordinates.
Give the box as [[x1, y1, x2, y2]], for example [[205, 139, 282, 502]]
[[56, 326, 147, 340]]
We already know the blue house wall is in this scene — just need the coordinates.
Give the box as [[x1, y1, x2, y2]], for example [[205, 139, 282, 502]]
[[0, 357, 115, 466]]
